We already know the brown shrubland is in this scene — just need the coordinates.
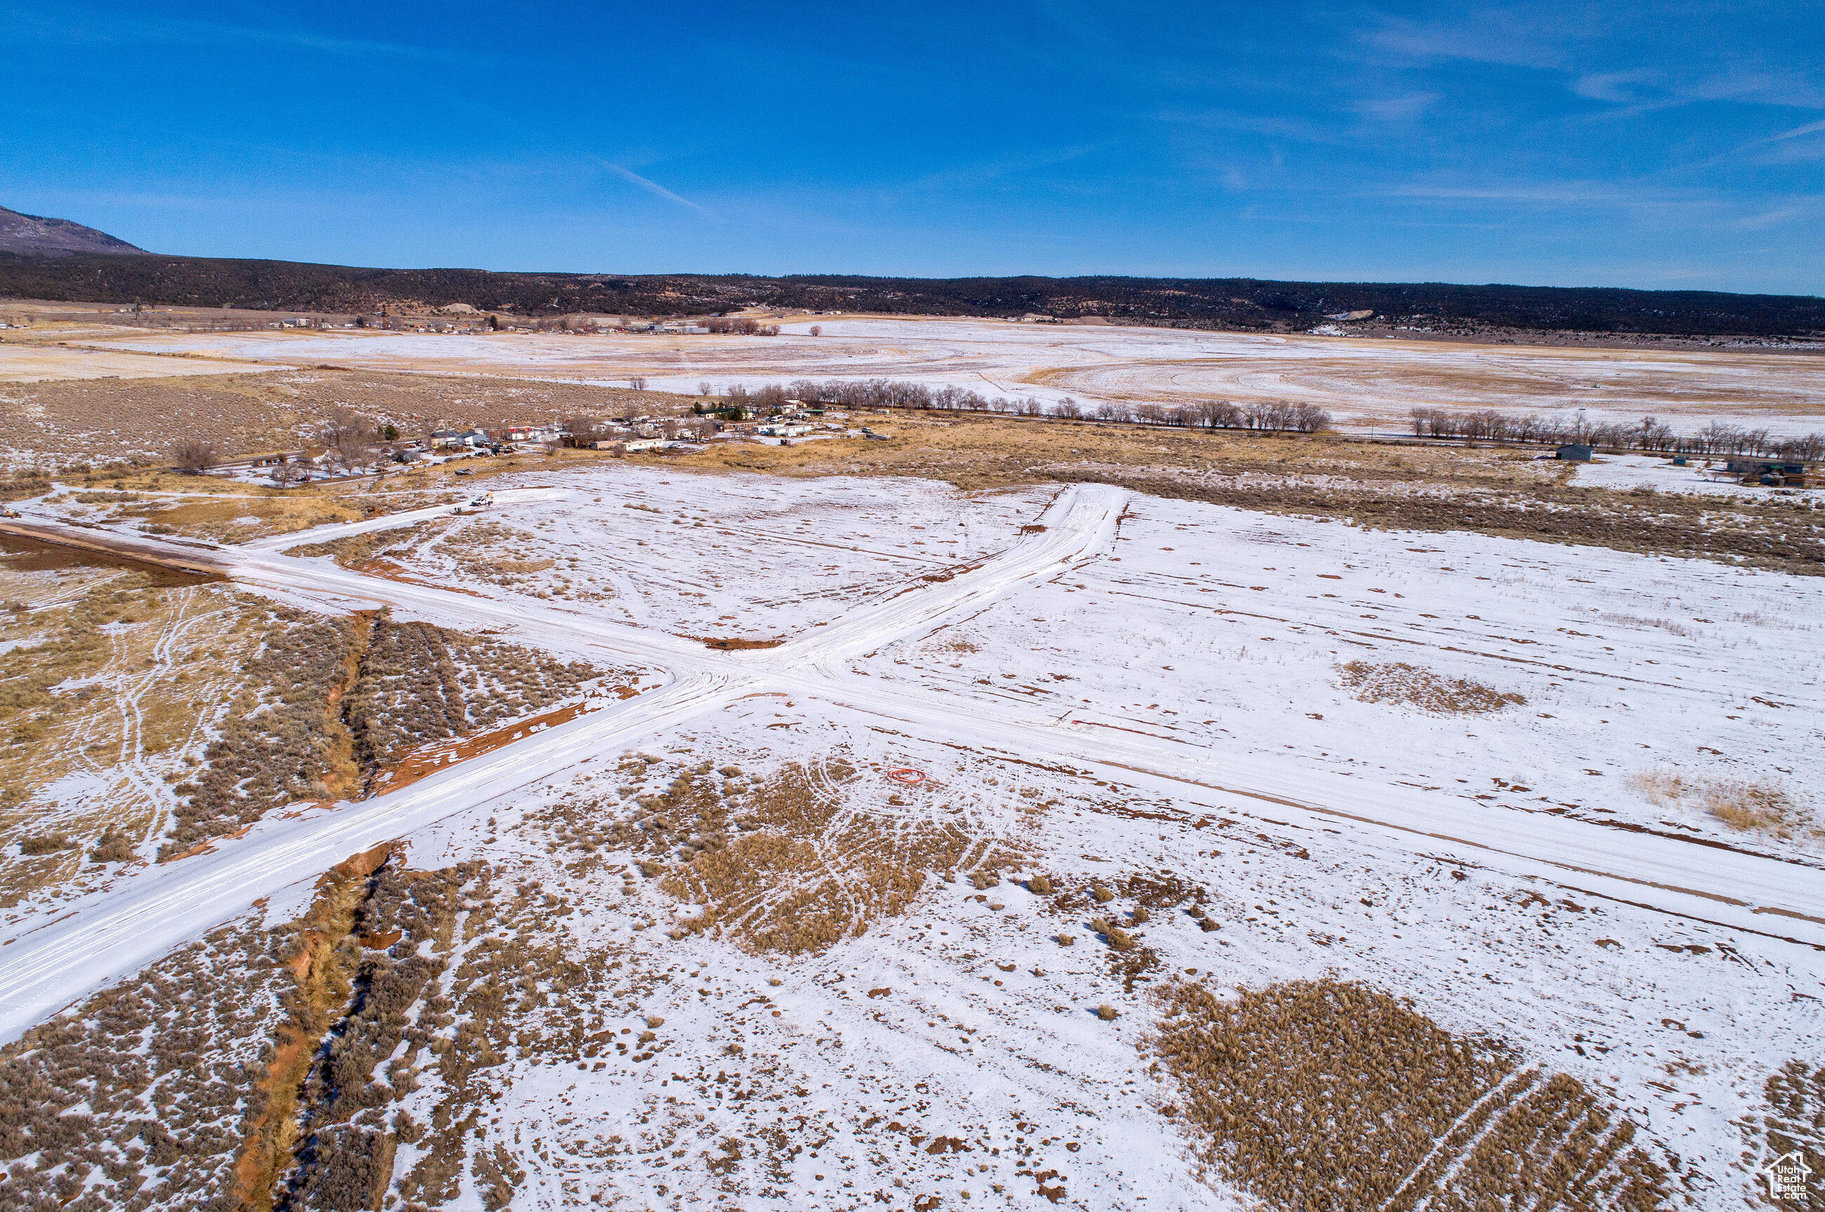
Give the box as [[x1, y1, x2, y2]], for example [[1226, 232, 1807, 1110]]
[[594, 755, 1025, 954], [0, 916, 297, 1209], [165, 607, 605, 857], [1736, 1059, 1824, 1204], [658, 758, 1017, 954], [1147, 979, 1672, 1212]]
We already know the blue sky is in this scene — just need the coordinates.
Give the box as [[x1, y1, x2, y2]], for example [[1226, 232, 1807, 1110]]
[[2, 2, 1821, 292]]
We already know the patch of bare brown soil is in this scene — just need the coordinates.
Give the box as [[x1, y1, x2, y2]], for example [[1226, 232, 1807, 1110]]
[[368, 699, 598, 796], [0, 521, 227, 580], [688, 634, 787, 650]]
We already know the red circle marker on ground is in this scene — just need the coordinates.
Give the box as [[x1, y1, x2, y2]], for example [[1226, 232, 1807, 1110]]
[[886, 767, 926, 785]]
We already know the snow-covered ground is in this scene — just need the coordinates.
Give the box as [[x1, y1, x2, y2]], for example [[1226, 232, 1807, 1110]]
[[0, 338, 274, 382], [3, 464, 1821, 1209], [858, 489, 1825, 864], [381, 694, 1823, 1210], [329, 470, 1059, 638], [84, 317, 1825, 436]]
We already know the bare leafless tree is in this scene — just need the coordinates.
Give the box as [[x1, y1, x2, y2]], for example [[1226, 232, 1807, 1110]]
[[171, 439, 219, 475], [565, 416, 606, 446], [320, 407, 377, 471]]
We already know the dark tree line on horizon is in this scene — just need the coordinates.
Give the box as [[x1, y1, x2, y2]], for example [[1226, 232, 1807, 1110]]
[[3, 252, 1822, 338]]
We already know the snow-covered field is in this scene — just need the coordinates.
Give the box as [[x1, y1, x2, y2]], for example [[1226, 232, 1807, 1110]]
[[0, 339, 271, 382], [83, 316, 1825, 436], [304, 471, 1060, 639], [2, 463, 1821, 1209]]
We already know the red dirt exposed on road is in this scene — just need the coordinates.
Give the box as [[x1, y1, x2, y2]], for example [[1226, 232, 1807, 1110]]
[[368, 699, 600, 796]]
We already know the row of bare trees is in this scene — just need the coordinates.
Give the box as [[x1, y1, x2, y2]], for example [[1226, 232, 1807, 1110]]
[[1409, 407, 1825, 460], [703, 318, 780, 335], [709, 379, 1333, 433]]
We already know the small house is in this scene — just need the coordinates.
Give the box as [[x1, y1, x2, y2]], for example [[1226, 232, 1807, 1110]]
[[1555, 443, 1593, 462]]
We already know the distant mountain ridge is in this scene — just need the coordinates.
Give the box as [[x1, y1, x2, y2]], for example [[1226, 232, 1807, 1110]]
[[0, 205, 147, 257], [0, 204, 1821, 337]]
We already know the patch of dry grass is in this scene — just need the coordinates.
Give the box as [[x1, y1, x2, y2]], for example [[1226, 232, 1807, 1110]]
[[127, 493, 369, 542], [624, 756, 1020, 954], [1627, 766, 1817, 840], [1338, 660, 1524, 715], [1148, 978, 1672, 1212], [0, 555, 260, 900]]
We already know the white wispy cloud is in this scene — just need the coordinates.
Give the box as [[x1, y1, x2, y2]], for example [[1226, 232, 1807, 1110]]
[[1570, 70, 1657, 104], [1759, 117, 1825, 143], [3, 5, 478, 63], [604, 163, 715, 218], [1352, 92, 1439, 122]]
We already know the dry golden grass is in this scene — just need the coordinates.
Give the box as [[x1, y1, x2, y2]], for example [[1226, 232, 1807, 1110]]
[[649, 757, 1020, 954], [1627, 766, 1817, 840], [1148, 979, 1672, 1212], [0, 559, 258, 900], [130, 493, 369, 542], [1338, 660, 1524, 715], [678, 411, 1553, 494], [1626, 767, 1689, 808]]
